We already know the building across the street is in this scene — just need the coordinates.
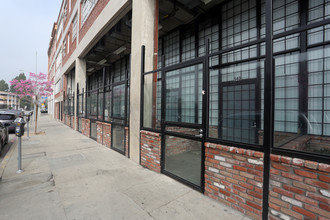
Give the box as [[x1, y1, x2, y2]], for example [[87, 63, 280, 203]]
[[0, 91, 20, 109], [48, 1, 330, 219]]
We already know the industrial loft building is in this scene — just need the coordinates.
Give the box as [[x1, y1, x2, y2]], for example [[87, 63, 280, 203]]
[[48, 0, 330, 219], [0, 91, 19, 109]]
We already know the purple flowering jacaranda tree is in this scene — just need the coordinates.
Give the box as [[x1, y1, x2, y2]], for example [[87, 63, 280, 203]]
[[10, 72, 53, 134]]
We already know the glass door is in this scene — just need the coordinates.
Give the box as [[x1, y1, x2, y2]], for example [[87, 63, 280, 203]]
[[111, 84, 126, 154], [162, 63, 205, 190]]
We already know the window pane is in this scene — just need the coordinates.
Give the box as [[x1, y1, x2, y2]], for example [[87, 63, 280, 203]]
[[104, 89, 111, 122], [209, 59, 263, 145], [98, 91, 103, 120], [112, 124, 125, 153], [164, 31, 180, 66], [90, 91, 97, 119], [274, 47, 330, 156], [143, 72, 161, 129], [222, 0, 257, 49], [165, 64, 203, 124], [273, 0, 299, 34], [90, 121, 97, 139], [164, 135, 202, 187], [113, 84, 125, 118]]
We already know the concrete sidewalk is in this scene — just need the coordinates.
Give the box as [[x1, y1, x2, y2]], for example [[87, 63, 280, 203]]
[[0, 115, 252, 220]]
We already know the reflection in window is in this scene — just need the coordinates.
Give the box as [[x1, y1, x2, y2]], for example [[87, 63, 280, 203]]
[[152, 0, 330, 155], [98, 90, 103, 120], [86, 56, 129, 121], [308, 46, 330, 136], [104, 89, 111, 121], [274, 53, 299, 144], [78, 93, 84, 118], [221, 0, 257, 49], [308, 25, 330, 46], [90, 121, 97, 139], [90, 91, 97, 119], [113, 84, 125, 118], [182, 29, 196, 62], [273, 34, 300, 53], [164, 135, 202, 187], [165, 64, 203, 124], [209, 57, 263, 145], [112, 124, 125, 153], [273, 0, 299, 34], [308, 0, 330, 24], [143, 72, 161, 129], [199, 21, 219, 55], [164, 31, 180, 66]]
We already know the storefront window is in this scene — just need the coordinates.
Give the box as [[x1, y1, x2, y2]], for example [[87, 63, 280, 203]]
[[113, 84, 125, 118]]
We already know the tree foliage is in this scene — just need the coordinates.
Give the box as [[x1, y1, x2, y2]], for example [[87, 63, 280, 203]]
[[0, 79, 9, 91], [10, 72, 53, 133], [10, 73, 26, 93], [10, 72, 53, 99]]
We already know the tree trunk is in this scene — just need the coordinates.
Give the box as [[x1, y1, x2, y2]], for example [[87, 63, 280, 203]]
[[34, 103, 38, 134]]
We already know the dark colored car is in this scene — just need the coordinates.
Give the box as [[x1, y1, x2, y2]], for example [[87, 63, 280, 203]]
[[0, 122, 9, 155], [6, 109, 24, 118], [0, 111, 17, 133], [40, 109, 48, 113]]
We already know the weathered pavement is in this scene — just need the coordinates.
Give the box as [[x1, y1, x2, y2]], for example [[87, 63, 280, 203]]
[[0, 114, 252, 220]]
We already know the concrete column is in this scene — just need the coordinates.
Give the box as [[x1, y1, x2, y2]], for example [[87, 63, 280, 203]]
[[75, 58, 86, 130], [130, 0, 156, 163]]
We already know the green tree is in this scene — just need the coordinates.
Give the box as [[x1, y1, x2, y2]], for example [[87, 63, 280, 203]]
[[20, 96, 33, 110], [0, 80, 9, 91], [10, 73, 26, 93]]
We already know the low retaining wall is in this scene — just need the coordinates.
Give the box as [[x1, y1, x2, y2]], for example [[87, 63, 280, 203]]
[[269, 155, 330, 220], [139, 129, 330, 220], [140, 130, 161, 173], [204, 143, 264, 220]]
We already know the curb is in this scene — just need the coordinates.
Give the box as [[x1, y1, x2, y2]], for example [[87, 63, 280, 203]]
[[0, 137, 18, 182]]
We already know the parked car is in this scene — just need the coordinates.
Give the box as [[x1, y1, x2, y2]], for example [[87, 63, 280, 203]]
[[6, 109, 24, 118], [0, 111, 17, 133], [0, 122, 9, 155], [40, 109, 48, 113]]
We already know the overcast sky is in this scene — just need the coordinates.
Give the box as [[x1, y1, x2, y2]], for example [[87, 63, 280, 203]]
[[0, 0, 62, 84]]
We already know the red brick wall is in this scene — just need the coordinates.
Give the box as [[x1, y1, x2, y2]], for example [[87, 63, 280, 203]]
[[269, 154, 330, 220], [82, 118, 90, 137], [140, 130, 161, 173], [103, 123, 111, 148], [96, 121, 103, 144], [65, 115, 71, 127], [79, 0, 111, 43], [205, 143, 264, 220]]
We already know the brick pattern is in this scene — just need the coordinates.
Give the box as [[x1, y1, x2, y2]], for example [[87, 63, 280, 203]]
[[269, 154, 330, 220], [79, 0, 110, 43], [103, 123, 111, 148], [96, 121, 103, 144], [140, 130, 161, 173], [204, 143, 264, 220], [125, 127, 129, 157], [65, 115, 71, 127], [81, 118, 90, 137]]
